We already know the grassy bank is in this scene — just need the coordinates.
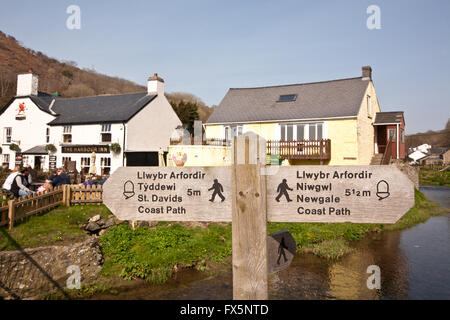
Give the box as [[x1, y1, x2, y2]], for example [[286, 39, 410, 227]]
[[0, 205, 110, 250], [419, 167, 450, 187], [2, 190, 447, 289]]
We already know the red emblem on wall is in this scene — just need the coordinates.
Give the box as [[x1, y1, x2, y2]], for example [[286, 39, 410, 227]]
[[16, 102, 26, 120], [18, 102, 26, 115]]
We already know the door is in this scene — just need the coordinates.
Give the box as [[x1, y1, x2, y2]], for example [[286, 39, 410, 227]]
[[34, 156, 41, 170], [387, 127, 397, 159], [377, 126, 387, 154]]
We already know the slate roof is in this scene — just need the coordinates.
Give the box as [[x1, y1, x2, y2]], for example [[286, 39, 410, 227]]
[[1, 91, 157, 126], [205, 77, 370, 124], [428, 147, 450, 156], [48, 92, 156, 125], [22, 145, 47, 155], [374, 112, 404, 125]]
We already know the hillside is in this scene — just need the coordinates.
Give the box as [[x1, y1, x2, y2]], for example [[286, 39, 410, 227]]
[[0, 31, 214, 122], [406, 119, 450, 150]]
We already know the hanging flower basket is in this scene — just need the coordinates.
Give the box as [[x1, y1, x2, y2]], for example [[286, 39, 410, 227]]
[[45, 144, 57, 153], [9, 143, 21, 152], [110, 143, 121, 154], [172, 152, 187, 166]]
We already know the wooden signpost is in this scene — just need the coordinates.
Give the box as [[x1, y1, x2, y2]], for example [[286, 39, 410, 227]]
[[103, 133, 415, 300], [104, 167, 232, 222], [267, 166, 414, 224]]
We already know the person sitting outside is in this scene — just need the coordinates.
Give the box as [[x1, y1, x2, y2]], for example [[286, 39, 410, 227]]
[[10, 168, 33, 198], [26, 165, 37, 183], [83, 175, 97, 187], [22, 168, 32, 188], [50, 168, 71, 187], [97, 176, 108, 185], [47, 170, 58, 182], [37, 182, 53, 194], [2, 165, 20, 197]]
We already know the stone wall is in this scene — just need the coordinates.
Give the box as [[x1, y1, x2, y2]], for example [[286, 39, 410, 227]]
[[393, 161, 419, 189], [0, 238, 102, 299]]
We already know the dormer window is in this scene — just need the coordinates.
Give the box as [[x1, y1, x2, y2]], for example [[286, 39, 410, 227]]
[[277, 94, 297, 102]]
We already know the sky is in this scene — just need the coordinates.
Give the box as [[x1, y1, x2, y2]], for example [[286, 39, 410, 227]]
[[0, 0, 449, 134]]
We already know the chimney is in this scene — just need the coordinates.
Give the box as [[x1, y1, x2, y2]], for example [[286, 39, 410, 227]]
[[16, 69, 38, 96], [147, 73, 164, 95], [362, 66, 372, 81]]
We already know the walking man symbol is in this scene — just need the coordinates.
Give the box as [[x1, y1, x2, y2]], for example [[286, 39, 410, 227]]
[[276, 179, 293, 202], [277, 237, 288, 265], [208, 179, 225, 202]]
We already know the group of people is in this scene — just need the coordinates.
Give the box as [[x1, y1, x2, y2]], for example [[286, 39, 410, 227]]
[[2, 166, 71, 198], [2, 165, 109, 199], [81, 175, 108, 187], [2, 165, 35, 198]]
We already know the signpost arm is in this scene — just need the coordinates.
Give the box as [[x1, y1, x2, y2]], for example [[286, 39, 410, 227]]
[[232, 134, 268, 300]]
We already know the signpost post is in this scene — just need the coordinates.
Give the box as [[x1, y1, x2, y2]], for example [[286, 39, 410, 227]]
[[103, 132, 415, 300]]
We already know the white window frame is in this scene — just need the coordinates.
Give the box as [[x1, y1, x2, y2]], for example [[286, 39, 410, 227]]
[[62, 157, 72, 167], [101, 157, 111, 175], [63, 125, 72, 143], [224, 125, 244, 140], [81, 157, 91, 174], [2, 154, 10, 165], [279, 122, 325, 141], [4, 127, 12, 144], [367, 95, 372, 118], [100, 123, 112, 143], [46, 127, 50, 143]]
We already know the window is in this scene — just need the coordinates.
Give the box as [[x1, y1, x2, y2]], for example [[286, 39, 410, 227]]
[[101, 124, 112, 143], [101, 157, 111, 175], [367, 95, 372, 117], [63, 126, 72, 143], [224, 125, 244, 140], [2, 154, 10, 165], [278, 94, 297, 102], [388, 128, 396, 142], [81, 157, 90, 174], [317, 123, 323, 140], [280, 123, 323, 141], [62, 157, 71, 167], [296, 124, 305, 140], [3, 127, 12, 144], [400, 129, 404, 144], [46, 128, 50, 143]]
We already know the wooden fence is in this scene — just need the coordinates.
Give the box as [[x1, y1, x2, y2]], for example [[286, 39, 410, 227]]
[[67, 185, 103, 206], [0, 185, 103, 230]]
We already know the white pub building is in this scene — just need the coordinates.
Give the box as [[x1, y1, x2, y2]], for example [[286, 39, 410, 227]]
[[0, 70, 181, 175]]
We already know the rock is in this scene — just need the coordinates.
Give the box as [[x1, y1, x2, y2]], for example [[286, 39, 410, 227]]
[[98, 229, 108, 236], [89, 214, 101, 223], [0, 239, 103, 299], [103, 218, 115, 229], [113, 217, 124, 225], [85, 221, 102, 233]]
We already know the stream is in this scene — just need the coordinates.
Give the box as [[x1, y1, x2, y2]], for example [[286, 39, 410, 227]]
[[91, 186, 450, 300]]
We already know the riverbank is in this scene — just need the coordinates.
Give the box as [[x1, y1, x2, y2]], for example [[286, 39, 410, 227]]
[[419, 167, 450, 187]]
